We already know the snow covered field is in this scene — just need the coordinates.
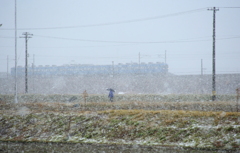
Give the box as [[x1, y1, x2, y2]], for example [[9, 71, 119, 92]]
[[0, 100, 239, 152]]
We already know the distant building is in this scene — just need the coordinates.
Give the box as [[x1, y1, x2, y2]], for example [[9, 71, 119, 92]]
[[11, 62, 168, 77]]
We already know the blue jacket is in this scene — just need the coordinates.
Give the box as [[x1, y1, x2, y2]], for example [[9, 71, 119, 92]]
[[108, 90, 114, 98]]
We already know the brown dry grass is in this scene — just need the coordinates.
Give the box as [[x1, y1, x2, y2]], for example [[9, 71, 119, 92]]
[[1, 101, 239, 117], [99, 109, 240, 118], [1, 100, 240, 150]]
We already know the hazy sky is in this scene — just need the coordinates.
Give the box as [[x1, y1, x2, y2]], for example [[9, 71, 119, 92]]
[[0, 0, 240, 75]]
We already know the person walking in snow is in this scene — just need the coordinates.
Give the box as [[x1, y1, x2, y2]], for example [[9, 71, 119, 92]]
[[107, 88, 115, 102]]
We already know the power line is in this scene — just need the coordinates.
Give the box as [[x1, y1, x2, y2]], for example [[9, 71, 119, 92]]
[[1, 7, 239, 31], [34, 34, 213, 44], [0, 8, 206, 30], [2, 34, 240, 41], [33, 34, 240, 44], [34, 35, 211, 44], [219, 7, 240, 8], [0, 36, 14, 39], [0, 35, 240, 41]]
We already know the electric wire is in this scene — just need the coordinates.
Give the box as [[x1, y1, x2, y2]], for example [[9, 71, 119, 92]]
[[1, 34, 240, 45], [219, 7, 240, 8], [0, 8, 206, 30], [33, 34, 213, 44], [25, 34, 240, 44]]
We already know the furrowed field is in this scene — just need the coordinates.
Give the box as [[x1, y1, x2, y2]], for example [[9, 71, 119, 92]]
[[0, 94, 239, 152]]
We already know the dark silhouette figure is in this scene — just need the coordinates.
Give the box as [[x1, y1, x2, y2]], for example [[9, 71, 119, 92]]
[[107, 88, 115, 102]]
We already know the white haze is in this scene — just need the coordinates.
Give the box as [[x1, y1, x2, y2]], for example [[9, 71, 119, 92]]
[[0, 0, 240, 75]]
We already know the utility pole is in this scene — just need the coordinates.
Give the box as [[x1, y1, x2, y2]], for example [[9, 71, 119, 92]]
[[208, 7, 219, 101], [158, 51, 167, 63], [20, 32, 33, 93], [139, 52, 141, 74], [112, 61, 114, 89], [165, 50, 167, 64], [201, 59, 203, 94], [7, 55, 8, 79], [32, 54, 35, 93], [139, 52, 140, 64], [14, 0, 18, 103]]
